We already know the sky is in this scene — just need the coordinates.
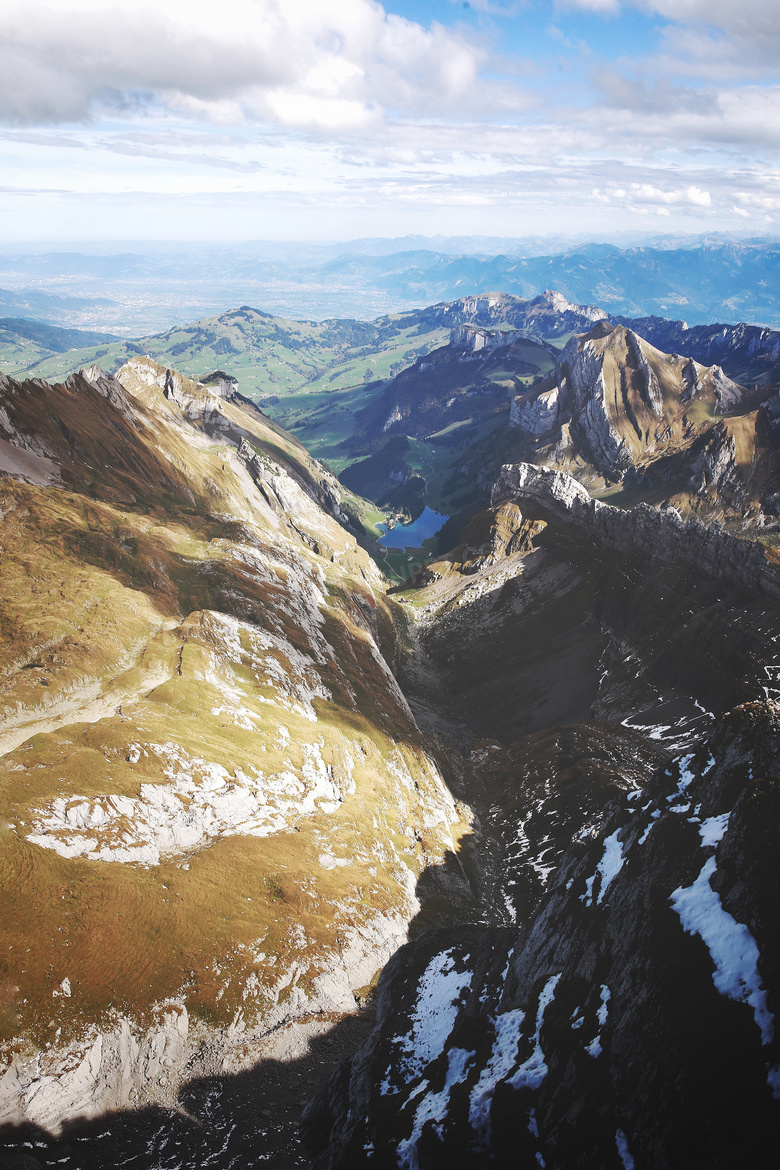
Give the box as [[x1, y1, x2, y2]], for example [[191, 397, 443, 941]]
[[1, 0, 779, 243]]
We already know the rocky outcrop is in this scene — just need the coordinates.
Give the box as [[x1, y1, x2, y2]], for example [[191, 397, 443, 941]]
[[492, 462, 780, 603], [65, 364, 141, 419], [711, 364, 744, 412], [1, 911, 412, 1135], [200, 369, 238, 399], [116, 356, 232, 426], [558, 329, 631, 477], [627, 328, 663, 417], [450, 325, 513, 354], [303, 701, 780, 1169], [681, 357, 703, 401], [508, 383, 562, 439], [238, 437, 350, 529], [449, 326, 553, 358], [688, 424, 742, 500], [532, 289, 607, 325], [508, 324, 751, 505], [427, 290, 608, 340]]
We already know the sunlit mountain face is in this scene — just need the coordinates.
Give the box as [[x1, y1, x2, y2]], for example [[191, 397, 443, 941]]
[[1, 273, 780, 1166], [1, 0, 780, 1163]]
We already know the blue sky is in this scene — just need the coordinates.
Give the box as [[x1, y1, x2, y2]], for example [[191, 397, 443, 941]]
[[0, 0, 778, 242], [385, 0, 667, 69]]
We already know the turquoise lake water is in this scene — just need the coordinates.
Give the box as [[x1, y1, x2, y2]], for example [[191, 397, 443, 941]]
[[378, 506, 450, 548]]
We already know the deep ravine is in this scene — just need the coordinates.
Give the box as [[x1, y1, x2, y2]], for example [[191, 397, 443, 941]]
[[300, 466, 780, 1170]]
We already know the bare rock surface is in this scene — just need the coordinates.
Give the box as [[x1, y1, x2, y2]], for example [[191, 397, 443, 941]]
[[493, 461, 780, 602], [303, 703, 780, 1169]]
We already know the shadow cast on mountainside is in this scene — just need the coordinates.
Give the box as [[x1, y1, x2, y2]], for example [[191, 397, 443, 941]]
[[0, 1011, 375, 1170], [396, 525, 779, 748], [0, 838, 486, 1170]]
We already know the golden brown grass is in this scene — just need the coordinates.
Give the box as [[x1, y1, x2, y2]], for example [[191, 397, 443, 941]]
[[0, 366, 469, 1064]]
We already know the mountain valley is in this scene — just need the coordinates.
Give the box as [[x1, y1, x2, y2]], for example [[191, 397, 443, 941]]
[[1, 286, 780, 1168]]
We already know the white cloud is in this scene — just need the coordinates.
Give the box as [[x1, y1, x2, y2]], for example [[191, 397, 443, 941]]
[[0, 0, 778, 240], [731, 206, 750, 217], [730, 192, 780, 214], [642, 0, 780, 38], [565, 0, 780, 37], [558, 0, 621, 11], [628, 183, 710, 208], [686, 186, 710, 206], [0, 0, 487, 128]]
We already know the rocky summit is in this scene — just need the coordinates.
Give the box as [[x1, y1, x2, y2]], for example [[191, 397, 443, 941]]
[[0, 301, 779, 1170]]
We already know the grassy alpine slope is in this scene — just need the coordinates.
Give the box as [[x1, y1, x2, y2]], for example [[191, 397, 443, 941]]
[[0, 358, 473, 1132]]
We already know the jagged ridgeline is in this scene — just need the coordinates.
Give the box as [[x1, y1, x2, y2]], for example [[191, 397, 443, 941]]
[[0, 359, 474, 1134], [356, 313, 780, 536]]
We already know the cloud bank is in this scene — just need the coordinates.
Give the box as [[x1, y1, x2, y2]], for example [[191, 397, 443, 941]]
[[0, 0, 489, 128], [0, 0, 778, 238]]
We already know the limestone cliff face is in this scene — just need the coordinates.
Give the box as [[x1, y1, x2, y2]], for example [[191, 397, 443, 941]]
[[509, 322, 750, 491], [508, 383, 562, 439], [0, 361, 471, 1133], [492, 462, 780, 603], [117, 356, 350, 528], [561, 326, 632, 477], [448, 325, 553, 358], [426, 290, 608, 340], [118, 357, 231, 427]]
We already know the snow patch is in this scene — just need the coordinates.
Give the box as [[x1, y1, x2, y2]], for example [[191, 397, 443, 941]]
[[585, 984, 610, 1058], [638, 809, 661, 845], [699, 812, 730, 848], [469, 1008, 526, 1137], [469, 973, 560, 1139], [616, 1129, 635, 1170], [396, 1048, 474, 1170], [508, 974, 561, 1090], [27, 739, 351, 866], [582, 829, 625, 906], [52, 978, 71, 999], [318, 854, 350, 870], [389, 950, 472, 1086], [671, 856, 774, 1045]]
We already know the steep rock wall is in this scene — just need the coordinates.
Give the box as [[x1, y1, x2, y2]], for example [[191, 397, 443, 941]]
[[303, 702, 780, 1169], [492, 462, 780, 603]]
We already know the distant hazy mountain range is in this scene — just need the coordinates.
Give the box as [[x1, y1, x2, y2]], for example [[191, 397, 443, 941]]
[[0, 234, 778, 334], [3, 287, 778, 566]]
